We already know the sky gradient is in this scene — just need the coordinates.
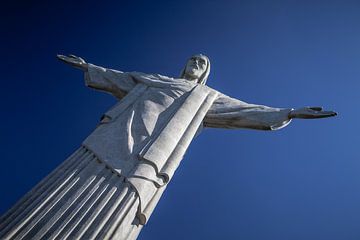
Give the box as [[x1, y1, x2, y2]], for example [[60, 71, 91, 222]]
[[0, 1, 359, 239]]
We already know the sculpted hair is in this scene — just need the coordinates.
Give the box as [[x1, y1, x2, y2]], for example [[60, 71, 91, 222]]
[[179, 54, 211, 85]]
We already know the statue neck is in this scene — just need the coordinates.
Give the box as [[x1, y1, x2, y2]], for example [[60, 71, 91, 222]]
[[183, 73, 199, 83]]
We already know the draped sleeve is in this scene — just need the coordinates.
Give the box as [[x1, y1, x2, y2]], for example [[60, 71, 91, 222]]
[[84, 63, 137, 99], [204, 92, 293, 130]]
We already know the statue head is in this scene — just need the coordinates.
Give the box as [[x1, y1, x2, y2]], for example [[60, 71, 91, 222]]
[[180, 54, 210, 85]]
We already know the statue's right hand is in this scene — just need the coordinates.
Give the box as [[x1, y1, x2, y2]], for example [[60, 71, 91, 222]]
[[57, 54, 88, 71]]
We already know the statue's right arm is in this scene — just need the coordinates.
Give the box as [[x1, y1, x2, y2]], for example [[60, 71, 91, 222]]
[[57, 54, 136, 99], [85, 63, 137, 99]]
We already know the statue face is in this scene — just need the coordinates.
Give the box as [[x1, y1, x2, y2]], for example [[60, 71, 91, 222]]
[[184, 55, 208, 81]]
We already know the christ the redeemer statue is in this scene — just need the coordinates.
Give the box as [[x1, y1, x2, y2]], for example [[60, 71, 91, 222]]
[[0, 54, 336, 240]]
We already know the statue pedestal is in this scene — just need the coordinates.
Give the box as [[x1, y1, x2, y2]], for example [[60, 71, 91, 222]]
[[0, 147, 143, 240]]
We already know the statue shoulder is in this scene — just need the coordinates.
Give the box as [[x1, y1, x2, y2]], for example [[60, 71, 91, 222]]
[[129, 72, 173, 81], [152, 73, 174, 81]]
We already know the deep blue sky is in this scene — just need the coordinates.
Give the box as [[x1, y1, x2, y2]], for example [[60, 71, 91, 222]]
[[0, 1, 358, 239]]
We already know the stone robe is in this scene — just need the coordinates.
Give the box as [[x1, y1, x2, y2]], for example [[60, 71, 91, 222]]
[[82, 64, 292, 224]]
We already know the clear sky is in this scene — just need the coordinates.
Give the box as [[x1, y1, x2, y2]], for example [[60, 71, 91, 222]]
[[0, 1, 359, 239]]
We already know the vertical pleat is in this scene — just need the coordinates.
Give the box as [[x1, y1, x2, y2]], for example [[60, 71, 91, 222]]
[[29, 160, 105, 240], [101, 192, 140, 240], [44, 167, 109, 240], [0, 148, 84, 230], [109, 194, 141, 240], [94, 187, 134, 239], [0, 149, 81, 226], [56, 169, 115, 240], [70, 174, 119, 239], [1, 150, 93, 240], [83, 184, 129, 240], [11, 151, 94, 240], [0, 146, 143, 240]]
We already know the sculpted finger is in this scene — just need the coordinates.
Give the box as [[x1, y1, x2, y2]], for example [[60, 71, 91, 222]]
[[69, 54, 79, 59], [56, 54, 67, 60], [309, 106, 323, 111], [69, 54, 85, 63], [56, 54, 72, 63], [324, 111, 337, 117], [314, 110, 337, 118]]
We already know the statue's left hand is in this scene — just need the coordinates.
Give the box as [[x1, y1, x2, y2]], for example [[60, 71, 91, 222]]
[[56, 54, 88, 71], [289, 107, 337, 119]]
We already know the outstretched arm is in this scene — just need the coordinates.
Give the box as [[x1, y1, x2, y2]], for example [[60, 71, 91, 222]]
[[204, 93, 336, 130], [57, 54, 136, 99]]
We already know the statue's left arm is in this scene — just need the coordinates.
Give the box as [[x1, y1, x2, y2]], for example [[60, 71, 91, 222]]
[[57, 54, 136, 99], [84, 64, 136, 99], [204, 93, 336, 130]]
